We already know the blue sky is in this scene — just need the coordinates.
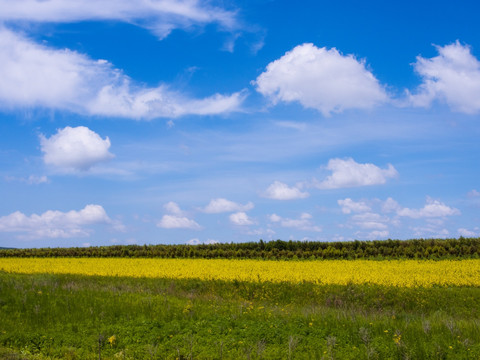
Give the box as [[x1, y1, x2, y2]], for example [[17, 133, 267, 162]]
[[1, 0, 480, 248]]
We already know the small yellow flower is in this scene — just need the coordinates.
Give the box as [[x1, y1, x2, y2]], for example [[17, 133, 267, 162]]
[[108, 335, 116, 347]]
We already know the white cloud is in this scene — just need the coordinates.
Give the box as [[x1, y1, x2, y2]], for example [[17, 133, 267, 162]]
[[187, 238, 219, 245], [158, 202, 201, 230], [338, 198, 371, 214], [274, 121, 307, 131], [229, 211, 254, 226], [365, 230, 389, 240], [468, 189, 480, 198], [314, 158, 398, 189], [458, 228, 477, 237], [408, 41, 480, 114], [269, 212, 321, 232], [164, 201, 183, 215], [187, 238, 201, 245], [0, 0, 238, 39], [40, 126, 113, 172], [0, 204, 115, 239], [382, 197, 401, 213], [205, 239, 219, 244], [5, 175, 49, 185], [263, 181, 309, 200], [255, 43, 388, 116], [203, 198, 254, 213], [157, 214, 201, 230], [269, 214, 282, 222], [89, 86, 245, 119], [351, 212, 389, 230], [412, 226, 449, 238], [397, 197, 460, 218], [247, 228, 275, 237], [338, 197, 395, 237], [332, 235, 345, 242], [0, 27, 244, 118]]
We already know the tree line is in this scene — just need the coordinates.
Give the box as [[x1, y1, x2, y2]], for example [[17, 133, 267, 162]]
[[1, 237, 480, 259]]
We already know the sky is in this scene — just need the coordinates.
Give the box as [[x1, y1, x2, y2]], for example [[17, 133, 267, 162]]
[[1, 0, 480, 248]]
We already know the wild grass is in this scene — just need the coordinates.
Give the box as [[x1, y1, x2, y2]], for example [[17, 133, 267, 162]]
[[1, 272, 480, 359]]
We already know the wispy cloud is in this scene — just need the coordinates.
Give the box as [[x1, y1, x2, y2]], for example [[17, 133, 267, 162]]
[[0, 27, 244, 119], [0, 0, 239, 39], [5, 175, 49, 185]]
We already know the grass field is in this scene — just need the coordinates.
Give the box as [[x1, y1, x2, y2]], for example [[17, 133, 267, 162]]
[[1, 258, 480, 359]]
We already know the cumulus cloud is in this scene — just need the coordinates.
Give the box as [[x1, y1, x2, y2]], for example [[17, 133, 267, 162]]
[[337, 197, 394, 238], [338, 198, 371, 214], [269, 212, 321, 232], [263, 181, 309, 200], [187, 238, 201, 245], [164, 201, 183, 216], [247, 228, 275, 237], [314, 158, 398, 189], [458, 228, 477, 237], [157, 201, 201, 230], [229, 211, 254, 226], [408, 41, 480, 114], [351, 212, 389, 230], [157, 214, 201, 229], [0, 27, 244, 118], [397, 197, 460, 218], [364, 230, 389, 240], [382, 197, 401, 213], [203, 198, 254, 213], [40, 126, 114, 172], [255, 43, 388, 116], [205, 239, 219, 244], [0, 204, 115, 239], [412, 226, 449, 238], [0, 0, 238, 39], [187, 238, 219, 245]]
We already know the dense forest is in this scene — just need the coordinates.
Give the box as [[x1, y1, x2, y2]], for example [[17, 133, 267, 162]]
[[1, 237, 479, 259]]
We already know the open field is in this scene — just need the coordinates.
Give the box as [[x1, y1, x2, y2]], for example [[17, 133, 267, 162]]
[[1, 256, 480, 359], [1, 257, 480, 287]]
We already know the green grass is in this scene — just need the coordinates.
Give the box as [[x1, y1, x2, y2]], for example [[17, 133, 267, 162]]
[[1, 272, 480, 359]]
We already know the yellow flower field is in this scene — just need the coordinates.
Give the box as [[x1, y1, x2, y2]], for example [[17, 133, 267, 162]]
[[1, 258, 479, 287]]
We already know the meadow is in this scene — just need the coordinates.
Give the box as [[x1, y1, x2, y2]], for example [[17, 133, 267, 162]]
[[1, 241, 480, 359]]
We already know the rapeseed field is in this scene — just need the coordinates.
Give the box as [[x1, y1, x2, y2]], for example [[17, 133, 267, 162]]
[[1, 257, 480, 287]]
